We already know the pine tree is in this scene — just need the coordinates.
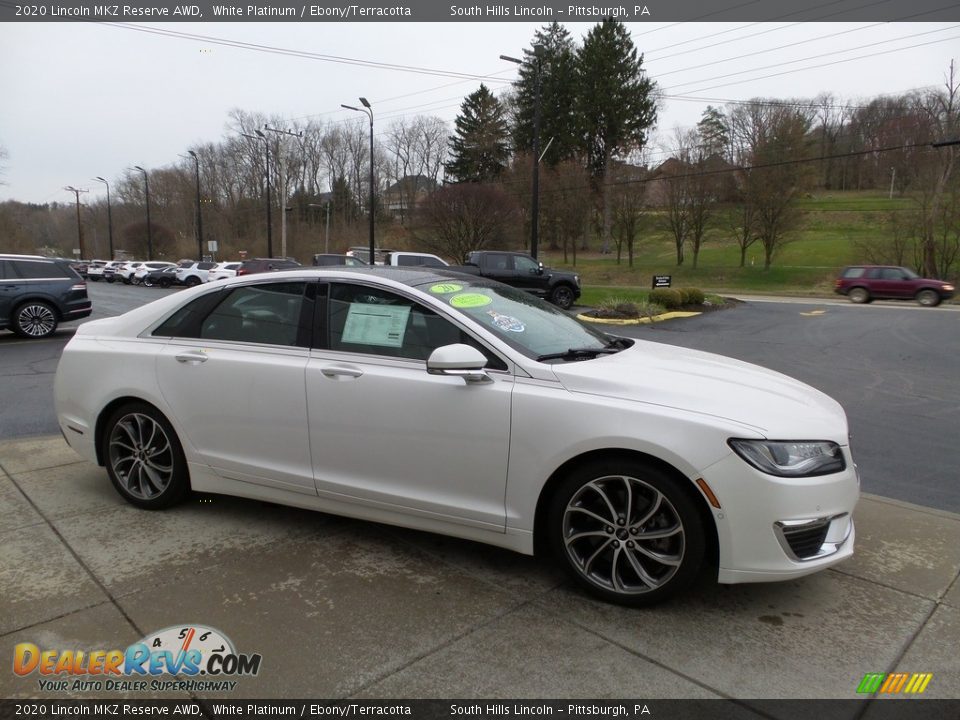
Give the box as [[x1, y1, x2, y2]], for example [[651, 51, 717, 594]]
[[510, 23, 579, 165], [575, 19, 657, 252], [445, 84, 511, 183]]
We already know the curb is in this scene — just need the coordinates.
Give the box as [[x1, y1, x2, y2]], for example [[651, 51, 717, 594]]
[[576, 311, 702, 326]]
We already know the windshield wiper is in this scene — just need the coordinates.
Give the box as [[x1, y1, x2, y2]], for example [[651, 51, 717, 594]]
[[537, 346, 622, 362]]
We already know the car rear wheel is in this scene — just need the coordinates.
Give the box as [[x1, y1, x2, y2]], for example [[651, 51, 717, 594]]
[[916, 289, 941, 307], [103, 403, 189, 510], [548, 458, 705, 606], [848, 287, 870, 304], [13, 301, 58, 339], [159, 277, 173, 289], [550, 285, 576, 310], [184, 276, 201, 287]]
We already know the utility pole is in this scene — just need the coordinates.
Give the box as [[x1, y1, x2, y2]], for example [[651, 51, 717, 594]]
[[264, 125, 303, 260], [187, 151, 204, 260], [64, 186, 89, 259], [242, 131, 273, 257]]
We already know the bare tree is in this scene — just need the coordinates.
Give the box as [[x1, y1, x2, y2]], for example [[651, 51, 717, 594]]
[[728, 100, 814, 269], [414, 183, 518, 262]]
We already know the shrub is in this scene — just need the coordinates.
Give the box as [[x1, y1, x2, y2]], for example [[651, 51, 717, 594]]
[[648, 288, 683, 309], [679, 287, 705, 305]]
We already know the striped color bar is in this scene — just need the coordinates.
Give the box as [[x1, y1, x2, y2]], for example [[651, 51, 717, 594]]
[[857, 672, 933, 695]]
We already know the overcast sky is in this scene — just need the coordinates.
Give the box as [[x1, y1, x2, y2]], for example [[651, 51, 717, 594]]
[[0, 19, 957, 204]]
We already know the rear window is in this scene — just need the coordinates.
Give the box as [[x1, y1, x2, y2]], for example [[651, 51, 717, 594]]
[[842, 267, 866, 279]]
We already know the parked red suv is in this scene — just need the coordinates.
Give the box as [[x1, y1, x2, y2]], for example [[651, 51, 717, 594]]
[[834, 265, 955, 307]]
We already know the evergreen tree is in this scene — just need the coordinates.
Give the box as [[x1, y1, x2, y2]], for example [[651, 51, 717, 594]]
[[445, 84, 511, 183], [510, 23, 579, 165], [697, 105, 729, 159], [575, 19, 657, 251]]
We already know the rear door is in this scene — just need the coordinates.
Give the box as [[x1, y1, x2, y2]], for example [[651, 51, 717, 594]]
[[154, 280, 317, 494]]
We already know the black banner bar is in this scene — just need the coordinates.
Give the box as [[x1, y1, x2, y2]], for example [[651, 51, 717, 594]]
[[2, 700, 960, 720], [1, 0, 959, 22]]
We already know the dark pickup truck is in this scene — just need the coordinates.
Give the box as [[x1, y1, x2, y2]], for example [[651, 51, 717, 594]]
[[451, 251, 581, 309]]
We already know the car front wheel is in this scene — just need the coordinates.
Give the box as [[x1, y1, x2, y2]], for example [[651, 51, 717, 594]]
[[184, 276, 201, 287], [916, 289, 941, 307], [550, 285, 576, 310], [103, 403, 189, 510], [848, 287, 870, 304], [548, 458, 705, 606], [13, 301, 58, 339]]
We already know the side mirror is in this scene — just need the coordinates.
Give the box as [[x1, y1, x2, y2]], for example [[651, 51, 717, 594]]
[[427, 344, 491, 384]]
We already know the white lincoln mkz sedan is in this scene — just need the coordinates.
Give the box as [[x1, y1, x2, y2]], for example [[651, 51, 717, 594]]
[[54, 268, 858, 605]]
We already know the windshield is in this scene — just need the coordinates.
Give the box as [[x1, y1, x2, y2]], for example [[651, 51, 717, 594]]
[[417, 279, 616, 361]]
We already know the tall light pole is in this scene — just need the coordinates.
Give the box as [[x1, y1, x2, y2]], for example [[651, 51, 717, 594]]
[[187, 151, 204, 261], [64, 186, 89, 259], [93, 177, 114, 260], [133, 166, 153, 260], [308, 201, 332, 254], [342, 98, 375, 264], [501, 50, 542, 261], [264, 125, 303, 259], [242, 131, 273, 257]]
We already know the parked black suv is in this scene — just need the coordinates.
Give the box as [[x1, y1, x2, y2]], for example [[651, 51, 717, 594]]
[[1, 255, 92, 338]]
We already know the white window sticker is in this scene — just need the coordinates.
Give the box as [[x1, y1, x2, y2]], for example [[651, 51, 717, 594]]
[[341, 303, 411, 348]]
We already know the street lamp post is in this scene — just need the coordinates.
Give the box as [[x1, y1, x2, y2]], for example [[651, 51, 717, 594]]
[[342, 98, 375, 264], [93, 177, 114, 260], [501, 51, 542, 261], [187, 151, 204, 261], [242, 131, 273, 258], [133, 166, 153, 260]]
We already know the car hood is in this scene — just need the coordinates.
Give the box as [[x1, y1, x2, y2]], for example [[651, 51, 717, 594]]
[[549, 339, 848, 441]]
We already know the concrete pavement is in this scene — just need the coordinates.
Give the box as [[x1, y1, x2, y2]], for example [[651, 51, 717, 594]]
[[1, 435, 958, 711]]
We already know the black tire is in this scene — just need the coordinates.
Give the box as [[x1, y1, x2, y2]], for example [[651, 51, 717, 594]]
[[122, 277, 132, 285], [184, 276, 201, 287], [159, 277, 173, 289], [848, 287, 870, 304], [105, 276, 115, 283], [547, 457, 705, 606], [102, 402, 190, 510], [916, 289, 941, 307], [12, 301, 58, 339], [550, 284, 576, 310]]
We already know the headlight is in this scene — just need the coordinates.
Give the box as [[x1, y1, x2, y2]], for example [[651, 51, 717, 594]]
[[728, 439, 846, 477]]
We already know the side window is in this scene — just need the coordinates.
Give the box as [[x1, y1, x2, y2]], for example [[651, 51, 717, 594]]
[[486, 253, 511, 271], [842, 267, 865, 279], [865, 268, 882, 279], [0, 260, 9, 280], [327, 283, 506, 370], [881, 268, 905, 280], [514, 256, 539, 274], [11, 260, 66, 279], [199, 282, 309, 347]]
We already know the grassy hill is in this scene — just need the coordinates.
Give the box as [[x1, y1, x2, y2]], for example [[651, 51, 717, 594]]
[[542, 191, 916, 301]]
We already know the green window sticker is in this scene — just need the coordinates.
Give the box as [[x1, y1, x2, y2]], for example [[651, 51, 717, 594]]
[[429, 283, 464, 295], [450, 293, 493, 309]]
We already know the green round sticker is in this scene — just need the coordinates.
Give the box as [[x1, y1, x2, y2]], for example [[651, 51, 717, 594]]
[[429, 283, 464, 295], [450, 293, 493, 308]]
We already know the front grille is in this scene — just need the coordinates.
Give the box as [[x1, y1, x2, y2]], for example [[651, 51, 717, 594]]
[[781, 521, 831, 559]]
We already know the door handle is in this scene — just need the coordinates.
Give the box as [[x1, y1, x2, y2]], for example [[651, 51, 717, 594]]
[[175, 351, 208, 364], [321, 365, 363, 379]]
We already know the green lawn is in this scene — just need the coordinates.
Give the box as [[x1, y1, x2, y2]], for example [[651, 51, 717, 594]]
[[548, 191, 918, 296]]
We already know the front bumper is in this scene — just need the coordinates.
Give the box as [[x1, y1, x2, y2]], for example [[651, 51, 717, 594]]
[[701, 449, 859, 584]]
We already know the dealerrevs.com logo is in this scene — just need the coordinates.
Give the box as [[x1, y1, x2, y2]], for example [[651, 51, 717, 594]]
[[13, 624, 261, 693]]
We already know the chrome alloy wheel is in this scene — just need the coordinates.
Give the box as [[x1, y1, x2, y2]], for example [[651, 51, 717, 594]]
[[108, 413, 175, 500], [17, 303, 57, 337], [562, 475, 685, 595]]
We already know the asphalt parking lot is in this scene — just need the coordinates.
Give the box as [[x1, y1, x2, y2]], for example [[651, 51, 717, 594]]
[[1, 284, 959, 709]]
